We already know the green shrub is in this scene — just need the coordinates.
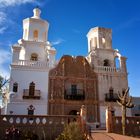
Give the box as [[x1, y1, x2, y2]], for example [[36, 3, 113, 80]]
[[56, 122, 85, 140]]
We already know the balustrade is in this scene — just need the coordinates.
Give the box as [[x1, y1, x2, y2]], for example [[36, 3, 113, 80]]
[[23, 89, 41, 99], [94, 66, 120, 73], [12, 60, 49, 68], [64, 89, 85, 100], [105, 93, 120, 102]]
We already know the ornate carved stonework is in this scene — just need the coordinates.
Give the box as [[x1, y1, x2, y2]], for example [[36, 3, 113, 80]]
[[48, 55, 99, 122]]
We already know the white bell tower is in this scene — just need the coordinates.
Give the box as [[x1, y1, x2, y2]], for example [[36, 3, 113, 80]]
[[86, 27, 129, 126], [87, 27, 112, 53], [6, 8, 56, 115], [23, 7, 49, 42]]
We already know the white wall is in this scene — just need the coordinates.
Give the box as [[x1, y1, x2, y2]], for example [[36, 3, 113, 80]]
[[10, 69, 49, 100], [23, 19, 49, 42], [98, 74, 128, 101], [8, 68, 49, 115], [7, 101, 47, 115], [100, 105, 132, 126], [22, 43, 47, 61]]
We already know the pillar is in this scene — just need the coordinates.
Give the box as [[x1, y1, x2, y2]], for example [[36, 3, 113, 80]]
[[106, 106, 115, 132]]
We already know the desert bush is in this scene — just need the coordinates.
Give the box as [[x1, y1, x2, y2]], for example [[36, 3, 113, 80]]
[[56, 122, 85, 140]]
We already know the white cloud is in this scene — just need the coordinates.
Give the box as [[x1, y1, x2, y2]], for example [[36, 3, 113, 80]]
[[0, 10, 18, 34], [0, 27, 7, 34], [0, 49, 11, 78], [51, 39, 65, 46], [0, 11, 7, 34], [0, 49, 10, 64], [0, 66, 10, 78], [0, 0, 36, 7], [0, 12, 6, 24], [73, 29, 81, 34]]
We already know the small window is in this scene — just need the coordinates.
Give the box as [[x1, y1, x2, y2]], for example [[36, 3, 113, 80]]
[[30, 53, 38, 61], [104, 59, 110, 66], [33, 30, 38, 40], [109, 87, 114, 98], [27, 105, 35, 115], [29, 82, 35, 96], [109, 87, 114, 94], [13, 82, 18, 92]]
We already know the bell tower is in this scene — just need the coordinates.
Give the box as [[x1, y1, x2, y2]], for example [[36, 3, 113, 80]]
[[87, 27, 115, 68], [7, 8, 56, 115], [87, 27, 112, 53], [86, 26, 129, 127], [23, 7, 49, 42]]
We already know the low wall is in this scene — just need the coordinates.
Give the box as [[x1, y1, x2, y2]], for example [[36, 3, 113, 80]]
[[113, 116, 140, 136], [0, 115, 77, 140]]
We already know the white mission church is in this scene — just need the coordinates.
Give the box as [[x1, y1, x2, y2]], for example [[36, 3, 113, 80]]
[[3, 8, 132, 126]]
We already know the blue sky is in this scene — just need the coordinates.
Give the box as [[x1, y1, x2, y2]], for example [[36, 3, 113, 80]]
[[0, 0, 140, 97]]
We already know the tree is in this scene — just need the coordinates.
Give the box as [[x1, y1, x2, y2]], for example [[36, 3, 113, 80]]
[[56, 122, 85, 140], [0, 75, 9, 107], [117, 87, 134, 135], [0, 75, 9, 95]]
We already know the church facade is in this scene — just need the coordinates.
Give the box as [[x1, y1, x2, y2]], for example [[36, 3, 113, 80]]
[[5, 8, 131, 126], [48, 55, 99, 123]]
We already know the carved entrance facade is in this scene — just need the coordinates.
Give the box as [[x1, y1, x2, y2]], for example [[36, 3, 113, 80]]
[[48, 55, 99, 122]]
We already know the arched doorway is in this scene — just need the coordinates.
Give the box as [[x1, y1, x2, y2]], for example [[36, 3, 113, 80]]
[[69, 110, 78, 115]]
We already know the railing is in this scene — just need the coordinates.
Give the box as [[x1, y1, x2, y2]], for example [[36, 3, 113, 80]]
[[94, 66, 120, 73], [105, 93, 119, 102], [64, 89, 85, 100], [12, 60, 49, 68], [23, 89, 41, 99]]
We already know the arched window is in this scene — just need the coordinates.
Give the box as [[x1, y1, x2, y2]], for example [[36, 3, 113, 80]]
[[90, 37, 97, 50], [33, 30, 38, 40], [13, 82, 18, 92], [102, 38, 106, 44], [44, 32, 47, 41], [102, 37, 106, 48], [29, 82, 35, 96], [109, 87, 114, 99], [104, 59, 110, 66], [115, 57, 120, 69], [24, 29, 27, 39], [109, 87, 114, 94], [30, 53, 38, 61]]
